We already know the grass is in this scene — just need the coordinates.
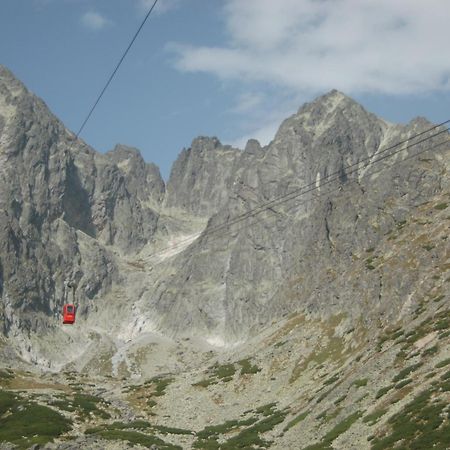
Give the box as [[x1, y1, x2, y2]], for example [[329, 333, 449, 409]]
[[87, 420, 192, 443], [213, 363, 236, 379], [85, 420, 190, 449], [392, 362, 423, 382], [195, 417, 259, 440], [422, 345, 439, 356], [334, 394, 347, 405], [323, 373, 340, 386], [153, 377, 174, 396], [95, 429, 182, 449], [370, 384, 450, 450], [290, 315, 348, 383], [394, 378, 413, 389], [153, 424, 193, 435], [375, 385, 393, 399], [193, 403, 289, 449], [194, 357, 261, 388], [0, 390, 72, 449], [72, 393, 110, 420], [376, 326, 403, 351], [363, 409, 387, 426], [237, 358, 261, 375], [192, 378, 217, 388], [221, 408, 288, 449], [284, 410, 309, 431], [255, 403, 278, 416], [352, 378, 368, 388], [302, 411, 363, 450], [435, 357, 450, 368], [0, 369, 13, 383]]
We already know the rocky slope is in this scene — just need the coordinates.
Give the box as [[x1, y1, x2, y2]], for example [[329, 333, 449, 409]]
[[0, 65, 449, 449]]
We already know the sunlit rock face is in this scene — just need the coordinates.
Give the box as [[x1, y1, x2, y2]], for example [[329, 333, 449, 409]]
[[0, 64, 448, 364]]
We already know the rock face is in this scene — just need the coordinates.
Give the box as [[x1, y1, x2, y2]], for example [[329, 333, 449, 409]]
[[163, 136, 241, 217], [144, 90, 449, 342], [0, 66, 164, 342], [0, 64, 449, 362]]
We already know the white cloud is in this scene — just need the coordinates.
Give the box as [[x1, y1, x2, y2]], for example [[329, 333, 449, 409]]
[[169, 0, 450, 146], [170, 0, 450, 96], [81, 11, 112, 31], [230, 92, 265, 114]]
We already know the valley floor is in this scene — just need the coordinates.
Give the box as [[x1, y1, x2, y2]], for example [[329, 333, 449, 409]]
[[1, 300, 450, 449]]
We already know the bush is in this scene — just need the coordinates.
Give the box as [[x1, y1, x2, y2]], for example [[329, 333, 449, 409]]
[[0, 391, 72, 449]]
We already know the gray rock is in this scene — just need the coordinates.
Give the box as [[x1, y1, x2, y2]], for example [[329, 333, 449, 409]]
[[0, 63, 448, 366], [163, 136, 241, 217]]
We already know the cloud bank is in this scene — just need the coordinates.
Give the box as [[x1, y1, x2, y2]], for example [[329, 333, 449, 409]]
[[169, 0, 450, 145], [171, 0, 450, 95]]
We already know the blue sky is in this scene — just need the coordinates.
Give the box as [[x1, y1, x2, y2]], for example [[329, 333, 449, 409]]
[[1, 0, 449, 179]]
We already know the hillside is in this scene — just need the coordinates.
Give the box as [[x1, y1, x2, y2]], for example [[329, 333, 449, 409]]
[[0, 65, 449, 449]]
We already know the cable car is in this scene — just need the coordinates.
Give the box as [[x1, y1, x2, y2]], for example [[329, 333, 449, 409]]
[[62, 304, 76, 324]]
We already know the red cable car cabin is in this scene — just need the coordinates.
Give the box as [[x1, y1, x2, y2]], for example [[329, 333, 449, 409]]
[[62, 304, 76, 324]]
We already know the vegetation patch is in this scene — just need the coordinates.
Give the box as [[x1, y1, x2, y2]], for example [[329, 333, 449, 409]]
[[0, 369, 13, 384], [72, 393, 111, 420], [237, 358, 261, 375], [422, 344, 439, 357], [86, 420, 192, 445], [334, 394, 347, 405], [394, 378, 413, 389], [363, 409, 387, 426], [375, 385, 394, 399], [95, 429, 181, 449], [316, 385, 337, 404], [302, 411, 363, 450], [193, 403, 289, 449], [392, 362, 423, 383], [376, 326, 403, 351], [435, 357, 450, 369], [370, 384, 450, 450], [323, 373, 340, 386], [290, 316, 349, 383], [352, 378, 368, 388], [192, 378, 217, 388], [284, 410, 309, 431], [213, 363, 236, 379], [153, 424, 192, 435], [0, 390, 72, 449], [145, 375, 174, 396], [193, 362, 239, 388]]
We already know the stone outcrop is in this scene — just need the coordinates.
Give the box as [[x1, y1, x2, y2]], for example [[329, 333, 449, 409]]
[[0, 64, 448, 356], [0, 66, 164, 340], [143, 90, 449, 342], [163, 136, 241, 217]]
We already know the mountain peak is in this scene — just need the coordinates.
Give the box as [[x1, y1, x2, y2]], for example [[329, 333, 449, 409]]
[[303, 89, 358, 114], [191, 136, 222, 152], [0, 65, 28, 96], [107, 144, 144, 162]]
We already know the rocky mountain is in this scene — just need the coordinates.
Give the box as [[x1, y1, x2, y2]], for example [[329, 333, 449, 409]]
[[0, 65, 449, 450]]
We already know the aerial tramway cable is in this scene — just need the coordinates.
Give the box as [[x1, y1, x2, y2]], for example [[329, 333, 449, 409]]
[[194, 125, 450, 240], [142, 123, 450, 262], [62, 0, 159, 323], [76, 0, 159, 138], [61, 0, 449, 292]]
